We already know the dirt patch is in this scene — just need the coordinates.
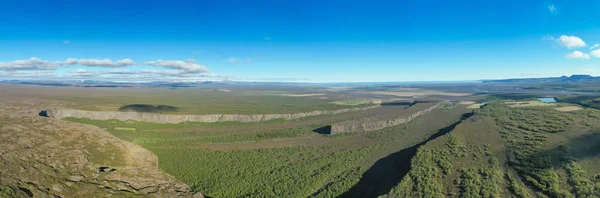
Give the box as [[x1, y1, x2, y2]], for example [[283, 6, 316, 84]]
[[278, 93, 326, 97], [555, 106, 583, 112], [466, 103, 485, 109], [371, 90, 470, 97], [331, 99, 382, 106], [459, 101, 476, 105], [505, 100, 555, 107], [114, 127, 136, 131], [216, 89, 232, 92]]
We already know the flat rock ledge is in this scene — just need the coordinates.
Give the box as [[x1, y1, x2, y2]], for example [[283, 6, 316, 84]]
[[46, 105, 379, 124], [329, 102, 443, 134]]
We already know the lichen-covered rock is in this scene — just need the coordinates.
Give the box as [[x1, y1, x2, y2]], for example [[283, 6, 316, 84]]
[[0, 96, 203, 198]]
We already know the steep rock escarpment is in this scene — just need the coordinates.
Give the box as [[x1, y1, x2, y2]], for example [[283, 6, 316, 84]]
[[46, 105, 379, 124], [330, 103, 442, 134]]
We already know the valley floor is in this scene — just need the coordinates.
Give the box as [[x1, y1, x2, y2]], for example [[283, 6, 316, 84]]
[[4, 84, 600, 198], [66, 101, 471, 197]]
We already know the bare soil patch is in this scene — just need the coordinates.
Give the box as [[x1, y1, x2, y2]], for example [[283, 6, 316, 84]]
[[555, 106, 583, 112], [371, 90, 470, 97], [459, 101, 476, 105], [505, 100, 555, 107], [466, 103, 485, 109], [278, 93, 326, 97]]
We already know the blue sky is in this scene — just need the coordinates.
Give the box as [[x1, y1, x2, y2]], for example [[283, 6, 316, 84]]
[[1, 0, 600, 82]]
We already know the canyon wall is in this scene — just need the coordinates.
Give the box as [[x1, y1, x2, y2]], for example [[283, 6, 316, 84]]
[[46, 105, 379, 124], [329, 102, 442, 134]]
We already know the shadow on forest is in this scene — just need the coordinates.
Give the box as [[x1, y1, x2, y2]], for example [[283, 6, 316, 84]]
[[118, 104, 179, 113], [567, 131, 600, 160], [313, 126, 332, 135], [339, 112, 473, 198], [548, 130, 600, 167], [380, 101, 414, 106]]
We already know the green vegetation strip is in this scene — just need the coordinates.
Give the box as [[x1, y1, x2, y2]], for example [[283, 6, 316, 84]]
[[66, 107, 470, 197], [385, 101, 600, 197]]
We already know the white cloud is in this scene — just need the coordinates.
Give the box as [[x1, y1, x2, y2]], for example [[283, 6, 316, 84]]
[[578, 68, 595, 73], [141, 69, 181, 76], [108, 69, 136, 74], [70, 68, 138, 77], [227, 57, 252, 64], [0, 57, 227, 81], [144, 59, 209, 73], [69, 68, 98, 76], [227, 57, 240, 63], [548, 4, 556, 13], [140, 69, 224, 79], [64, 58, 134, 67], [566, 51, 590, 59], [590, 49, 600, 58], [541, 36, 555, 41], [0, 70, 55, 77], [557, 35, 587, 48], [63, 68, 218, 79], [0, 57, 60, 71], [590, 44, 600, 50], [72, 68, 87, 73]]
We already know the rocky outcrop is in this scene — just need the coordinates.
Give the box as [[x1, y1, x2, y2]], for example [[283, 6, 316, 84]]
[[329, 103, 442, 134], [0, 96, 203, 197], [46, 105, 379, 124]]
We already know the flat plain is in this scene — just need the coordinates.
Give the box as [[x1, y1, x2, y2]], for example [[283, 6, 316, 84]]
[[0, 85, 371, 114], [3, 82, 600, 198]]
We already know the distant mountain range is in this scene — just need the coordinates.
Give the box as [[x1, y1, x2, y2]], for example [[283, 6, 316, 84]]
[[481, 75, 600, 83]]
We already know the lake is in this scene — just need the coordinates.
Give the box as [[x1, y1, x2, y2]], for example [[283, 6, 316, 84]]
[[537, 98, 556, 103]]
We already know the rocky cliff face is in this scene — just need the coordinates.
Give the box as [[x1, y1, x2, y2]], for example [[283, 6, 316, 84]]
[[46, 105, 380, 124], [0, 96, 203, 197], [330, 103, 442, 134]]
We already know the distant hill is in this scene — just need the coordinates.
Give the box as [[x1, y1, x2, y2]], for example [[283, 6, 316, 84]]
[[481, 74, 598, 83]]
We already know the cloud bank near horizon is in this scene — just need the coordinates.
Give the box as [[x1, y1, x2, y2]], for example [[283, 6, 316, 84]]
[[0, 57, 227, 81], [0, 57, 301, 82]]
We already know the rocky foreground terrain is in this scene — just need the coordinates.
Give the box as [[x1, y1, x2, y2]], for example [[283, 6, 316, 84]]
[[0, 95, 203, 197]]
